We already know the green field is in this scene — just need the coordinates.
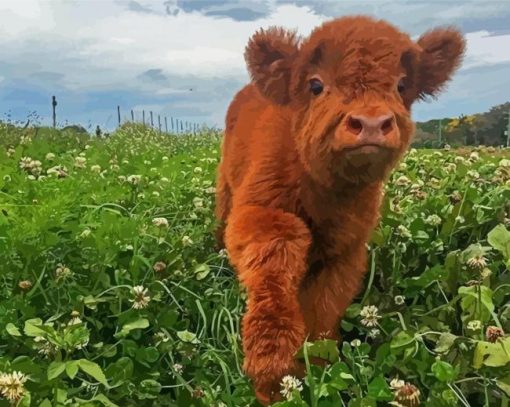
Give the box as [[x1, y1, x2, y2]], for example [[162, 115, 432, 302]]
[[1, 123, 510, 406]]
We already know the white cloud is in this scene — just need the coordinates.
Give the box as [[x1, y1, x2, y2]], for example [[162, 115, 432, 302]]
[[0, 1, 324, 92], [462, 31, 510, 70]]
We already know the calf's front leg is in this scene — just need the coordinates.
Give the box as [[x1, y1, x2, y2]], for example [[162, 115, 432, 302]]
[[300, 245, 368, 341], [225, 205, 312, 405]]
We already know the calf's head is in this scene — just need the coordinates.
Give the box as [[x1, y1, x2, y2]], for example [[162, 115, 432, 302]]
[[245, 16, 465, 187]]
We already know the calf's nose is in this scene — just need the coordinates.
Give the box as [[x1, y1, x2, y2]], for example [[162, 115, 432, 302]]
[[345, 113, 395, 138]]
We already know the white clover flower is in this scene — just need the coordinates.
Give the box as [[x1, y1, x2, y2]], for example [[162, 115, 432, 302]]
[[467, 170, 480, 179], [7, 147, 16, 157], [481, 268, 492, 279], [455, 215, 465, 224], [395, 175, 411, 186], [396, 225, 412, 239], [204, 186, 216, 194], [90, 164, 101, 173], [131, 285, 151, 309], [193, 197, 204, 208], [425, 214, 442, 226], [499, 159, 510, 168], [443, 144, 451, 151], [390, 378, 405, 390], [118, 175, 127, 183], [182, 236, 193, 246], [55, 264, 72, 282], [445, 163, 457, 173], [34, 336, 57, 357], [3, 175, 11, 182], [45, 152, 56, 161], [367, 328, 380, 339], [469, 152, 480, 161], [360, 305, 381, 327], [152, 217, 169, 228], [160, 177, 169, 183], [391, 382, 421, 406], [219, 249, 228, 259], [454, 156, 465, 164], [47, 165, 68, 178], [350, 339, 362, 347], [19, 157, 42, 176], [172, 363, 183, 376], [74, 156, 87, 168], [394, 295, 406, 305], [280, 375, 303, 400], [127, 175, 141, 185], [428, 177, 441, 188], [162, 156, 169, 161], [466, 255, 487, 272], [467, 320, 482, 331], [152, 191, 160, 197], [193, 166, 203, 174], [0, 371, 28, 403], [68, 310, 82, 326]]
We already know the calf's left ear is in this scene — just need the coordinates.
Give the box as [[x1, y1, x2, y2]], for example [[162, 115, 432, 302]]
[[417, 27, 466, 99]]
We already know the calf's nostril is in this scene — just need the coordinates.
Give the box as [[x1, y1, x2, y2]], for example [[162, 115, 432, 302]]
[[347, 116, 363, 135], [380, 117, 394, 135]]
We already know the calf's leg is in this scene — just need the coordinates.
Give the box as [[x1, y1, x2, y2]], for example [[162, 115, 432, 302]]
[[300, 248, 368, 342], [225, 205, 311, 405]]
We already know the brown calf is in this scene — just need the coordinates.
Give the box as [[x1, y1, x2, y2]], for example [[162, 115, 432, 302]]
[[215, 15, 465, 405]]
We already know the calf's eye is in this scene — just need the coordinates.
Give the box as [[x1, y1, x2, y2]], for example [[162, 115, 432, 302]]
[[397, 78, 406, 93], [309, 78, 324, 95]]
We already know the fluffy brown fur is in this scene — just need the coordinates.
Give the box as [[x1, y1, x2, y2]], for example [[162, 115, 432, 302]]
[[215, 15, 465, 405]]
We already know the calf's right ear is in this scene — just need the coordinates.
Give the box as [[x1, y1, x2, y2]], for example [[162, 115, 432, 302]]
[[244, 27, 299, 105]]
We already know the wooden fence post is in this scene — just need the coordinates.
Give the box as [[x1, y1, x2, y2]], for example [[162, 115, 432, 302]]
[[150, 111, 154, 127], [131, 109, 134, 122], [142, 110, 145, 125], [52, 96, 57, 128], [158, 115, 161, 133], [117, 105, 121, 127], [165, 117, 168, 133]]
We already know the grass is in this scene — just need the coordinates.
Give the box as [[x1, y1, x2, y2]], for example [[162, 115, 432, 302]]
[[0, 122, 510, 406]]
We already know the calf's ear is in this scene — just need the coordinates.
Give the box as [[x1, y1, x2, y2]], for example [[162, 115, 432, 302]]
[[416, 27, 466, 99], [244, 27, 299, 105]]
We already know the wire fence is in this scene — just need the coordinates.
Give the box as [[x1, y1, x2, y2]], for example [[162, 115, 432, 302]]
[[48, 96, 216, 136]]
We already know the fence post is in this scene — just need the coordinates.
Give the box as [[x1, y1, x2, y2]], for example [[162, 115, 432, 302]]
[[150, 111, 154, 127], [158, 115, 161, 133], [117, 105, 121, 127], [52, 96, 57, 128], [131, 109, 134, 122], [171, 117, 174, 131], [165, 117, 168, 133], [142, 110, 145, 125], [180, 120, 183, 132]]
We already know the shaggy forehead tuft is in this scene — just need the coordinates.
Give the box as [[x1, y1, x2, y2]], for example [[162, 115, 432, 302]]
[[300, 16, 416, 87]]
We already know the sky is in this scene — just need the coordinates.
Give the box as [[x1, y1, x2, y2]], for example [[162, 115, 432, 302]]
[[0, 0, 509, 131]]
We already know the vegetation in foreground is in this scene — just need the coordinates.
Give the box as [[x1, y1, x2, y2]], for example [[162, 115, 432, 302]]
[[1, 123, 510, 406]]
